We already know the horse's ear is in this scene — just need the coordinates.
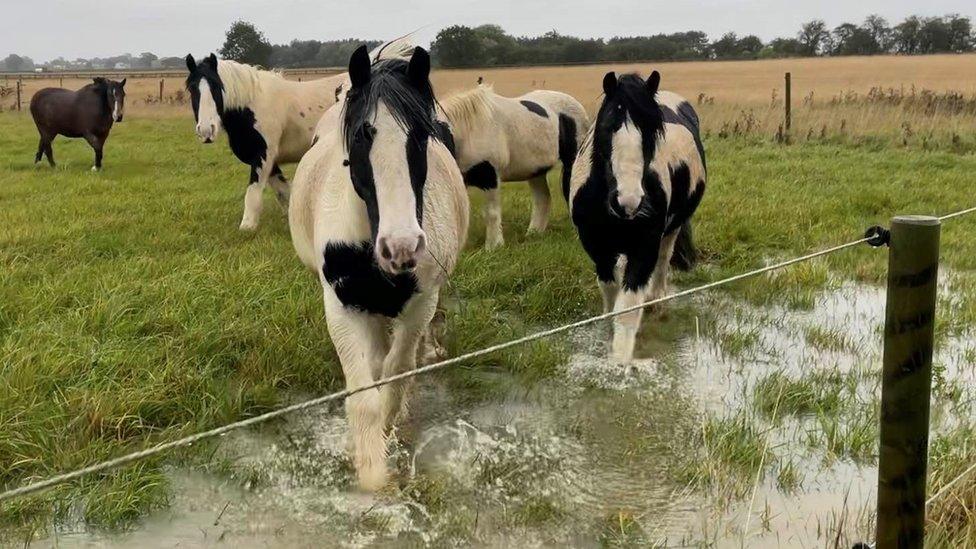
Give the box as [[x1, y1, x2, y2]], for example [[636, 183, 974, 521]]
[[349, 45, 371, 89], [185, 54, 196, 72], [407, 47, 430, 88], [646, 71, 661, 96], [602, 72, 617, 96], [92, 77, 105, 85], [206, 53, 218, 67], [120, 78, 127, 88]]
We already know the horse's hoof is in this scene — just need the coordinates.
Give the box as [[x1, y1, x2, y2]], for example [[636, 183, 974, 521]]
[[484, 238, 504, 250], [91, 166, 100, 172], [239, 221, 258, 232]]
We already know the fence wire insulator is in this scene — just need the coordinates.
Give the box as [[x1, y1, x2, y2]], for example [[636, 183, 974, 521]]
[[865, 225, 891, 247]]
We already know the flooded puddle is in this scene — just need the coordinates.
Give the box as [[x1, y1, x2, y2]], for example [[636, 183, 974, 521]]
[[41, 277, 976, 548]]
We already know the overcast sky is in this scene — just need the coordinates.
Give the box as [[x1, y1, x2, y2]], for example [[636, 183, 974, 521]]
[[3, 0, 973, 61]]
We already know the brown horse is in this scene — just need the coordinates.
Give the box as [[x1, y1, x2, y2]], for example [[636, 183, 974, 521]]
[[30, 77, 126, 171]]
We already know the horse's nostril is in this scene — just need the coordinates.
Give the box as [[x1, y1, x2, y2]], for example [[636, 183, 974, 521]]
[[378, 238, 392, 260], [402, 259, 416, 270]]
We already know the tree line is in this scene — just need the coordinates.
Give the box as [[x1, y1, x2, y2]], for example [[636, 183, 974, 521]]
[[2, 14, 973, 73], [431, 14, 975, 67]]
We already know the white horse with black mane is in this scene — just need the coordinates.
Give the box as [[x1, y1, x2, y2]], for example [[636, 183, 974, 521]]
[[289, 46, 468, 490], [439, 84, 588, 248], [184, 41, 413, 231], [570, 71, 706, 363]]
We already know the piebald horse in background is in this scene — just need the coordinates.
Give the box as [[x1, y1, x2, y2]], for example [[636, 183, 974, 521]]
[[439, 85, 588, 248], [184, 40, 414, 230], [289, 46, 468, 490], [570, 71, 706, 363]]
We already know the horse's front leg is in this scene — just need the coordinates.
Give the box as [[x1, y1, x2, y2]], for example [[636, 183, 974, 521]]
[[648, 230, 679, 306], [595, 254, 619, 315], [527, 174, 551, 234], [267, 164, 290, 210], [322, 287, 390, 491], [611, 248, 659, 363], [381, 291, 439, 428], [240, 158, 275, 231], [84, 134, 104, 171]]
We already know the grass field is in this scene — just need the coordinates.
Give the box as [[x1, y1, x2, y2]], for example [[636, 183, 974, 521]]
[[2, 56, 976, 545]]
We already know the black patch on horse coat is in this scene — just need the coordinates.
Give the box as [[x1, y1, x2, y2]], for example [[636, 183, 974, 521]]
[[661, 102, 706, 172], [571, 73, 705, 292], [557, 113, 578, 201], [323, 241, 418, 317], [520, 100, 549, 118], [463, 161, 498, 190], [222, 108, 268, 169]]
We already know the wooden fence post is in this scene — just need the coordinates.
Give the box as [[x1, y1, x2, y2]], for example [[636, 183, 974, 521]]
[[59, 75, 63, 88], [159, 79, 164, 102], [16, 78, 22, 111], [876, 215, 940, 549], [784, 72, 792, 134]]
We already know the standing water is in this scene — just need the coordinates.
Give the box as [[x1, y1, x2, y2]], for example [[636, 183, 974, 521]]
[[42, 279, 976, 547]]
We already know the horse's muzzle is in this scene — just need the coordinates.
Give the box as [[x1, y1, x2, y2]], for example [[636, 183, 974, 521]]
[[376, 232, 426, 275]]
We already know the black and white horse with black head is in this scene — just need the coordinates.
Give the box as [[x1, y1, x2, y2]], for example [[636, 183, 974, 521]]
[[570, 71, 706, 363], [289, 46, 468, 490], [184, 40, 413, 231]]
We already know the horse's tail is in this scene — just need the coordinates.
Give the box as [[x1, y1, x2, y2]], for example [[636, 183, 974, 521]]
[[558, 113, 579, 203], [670, 220, 698, 271]]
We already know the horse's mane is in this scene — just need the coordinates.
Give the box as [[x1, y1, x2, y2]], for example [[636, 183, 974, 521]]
[[215, 60, 283, 109], [440, 85, 496, 137], [341, 58, 440, 153]]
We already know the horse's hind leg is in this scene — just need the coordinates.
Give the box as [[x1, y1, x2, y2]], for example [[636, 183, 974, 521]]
[[34, 139, 45, 165], [35, 133, 55, 167], [527, 174, 551, 234], [268, 164, 290, 210], [323, 289, 390, 491], [43, 141, 55, 167], [484, 187, 504, 249]]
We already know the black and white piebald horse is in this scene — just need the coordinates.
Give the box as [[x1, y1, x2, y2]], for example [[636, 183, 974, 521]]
[[184, 39, 414, 231], [439, 85, 588, 248], [569, 71, 706, 363], [289, 46, 468, 490]]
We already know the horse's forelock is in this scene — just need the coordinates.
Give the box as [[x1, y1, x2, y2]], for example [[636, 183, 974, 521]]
[[342, 59, 438, 154]]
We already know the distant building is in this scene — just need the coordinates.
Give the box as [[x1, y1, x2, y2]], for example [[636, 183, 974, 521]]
[[114, 62, 131, 70]]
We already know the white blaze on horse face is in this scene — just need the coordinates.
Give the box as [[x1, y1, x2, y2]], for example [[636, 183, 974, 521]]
[[196, 80, 221, 143], [370, 103, 426, 275], [611, 114, 645, 217], [112, 89, 124, 122]]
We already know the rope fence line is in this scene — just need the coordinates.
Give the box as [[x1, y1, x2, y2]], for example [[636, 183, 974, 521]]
[[928, 460, 976, 508], [2, 206, 976, 504]]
